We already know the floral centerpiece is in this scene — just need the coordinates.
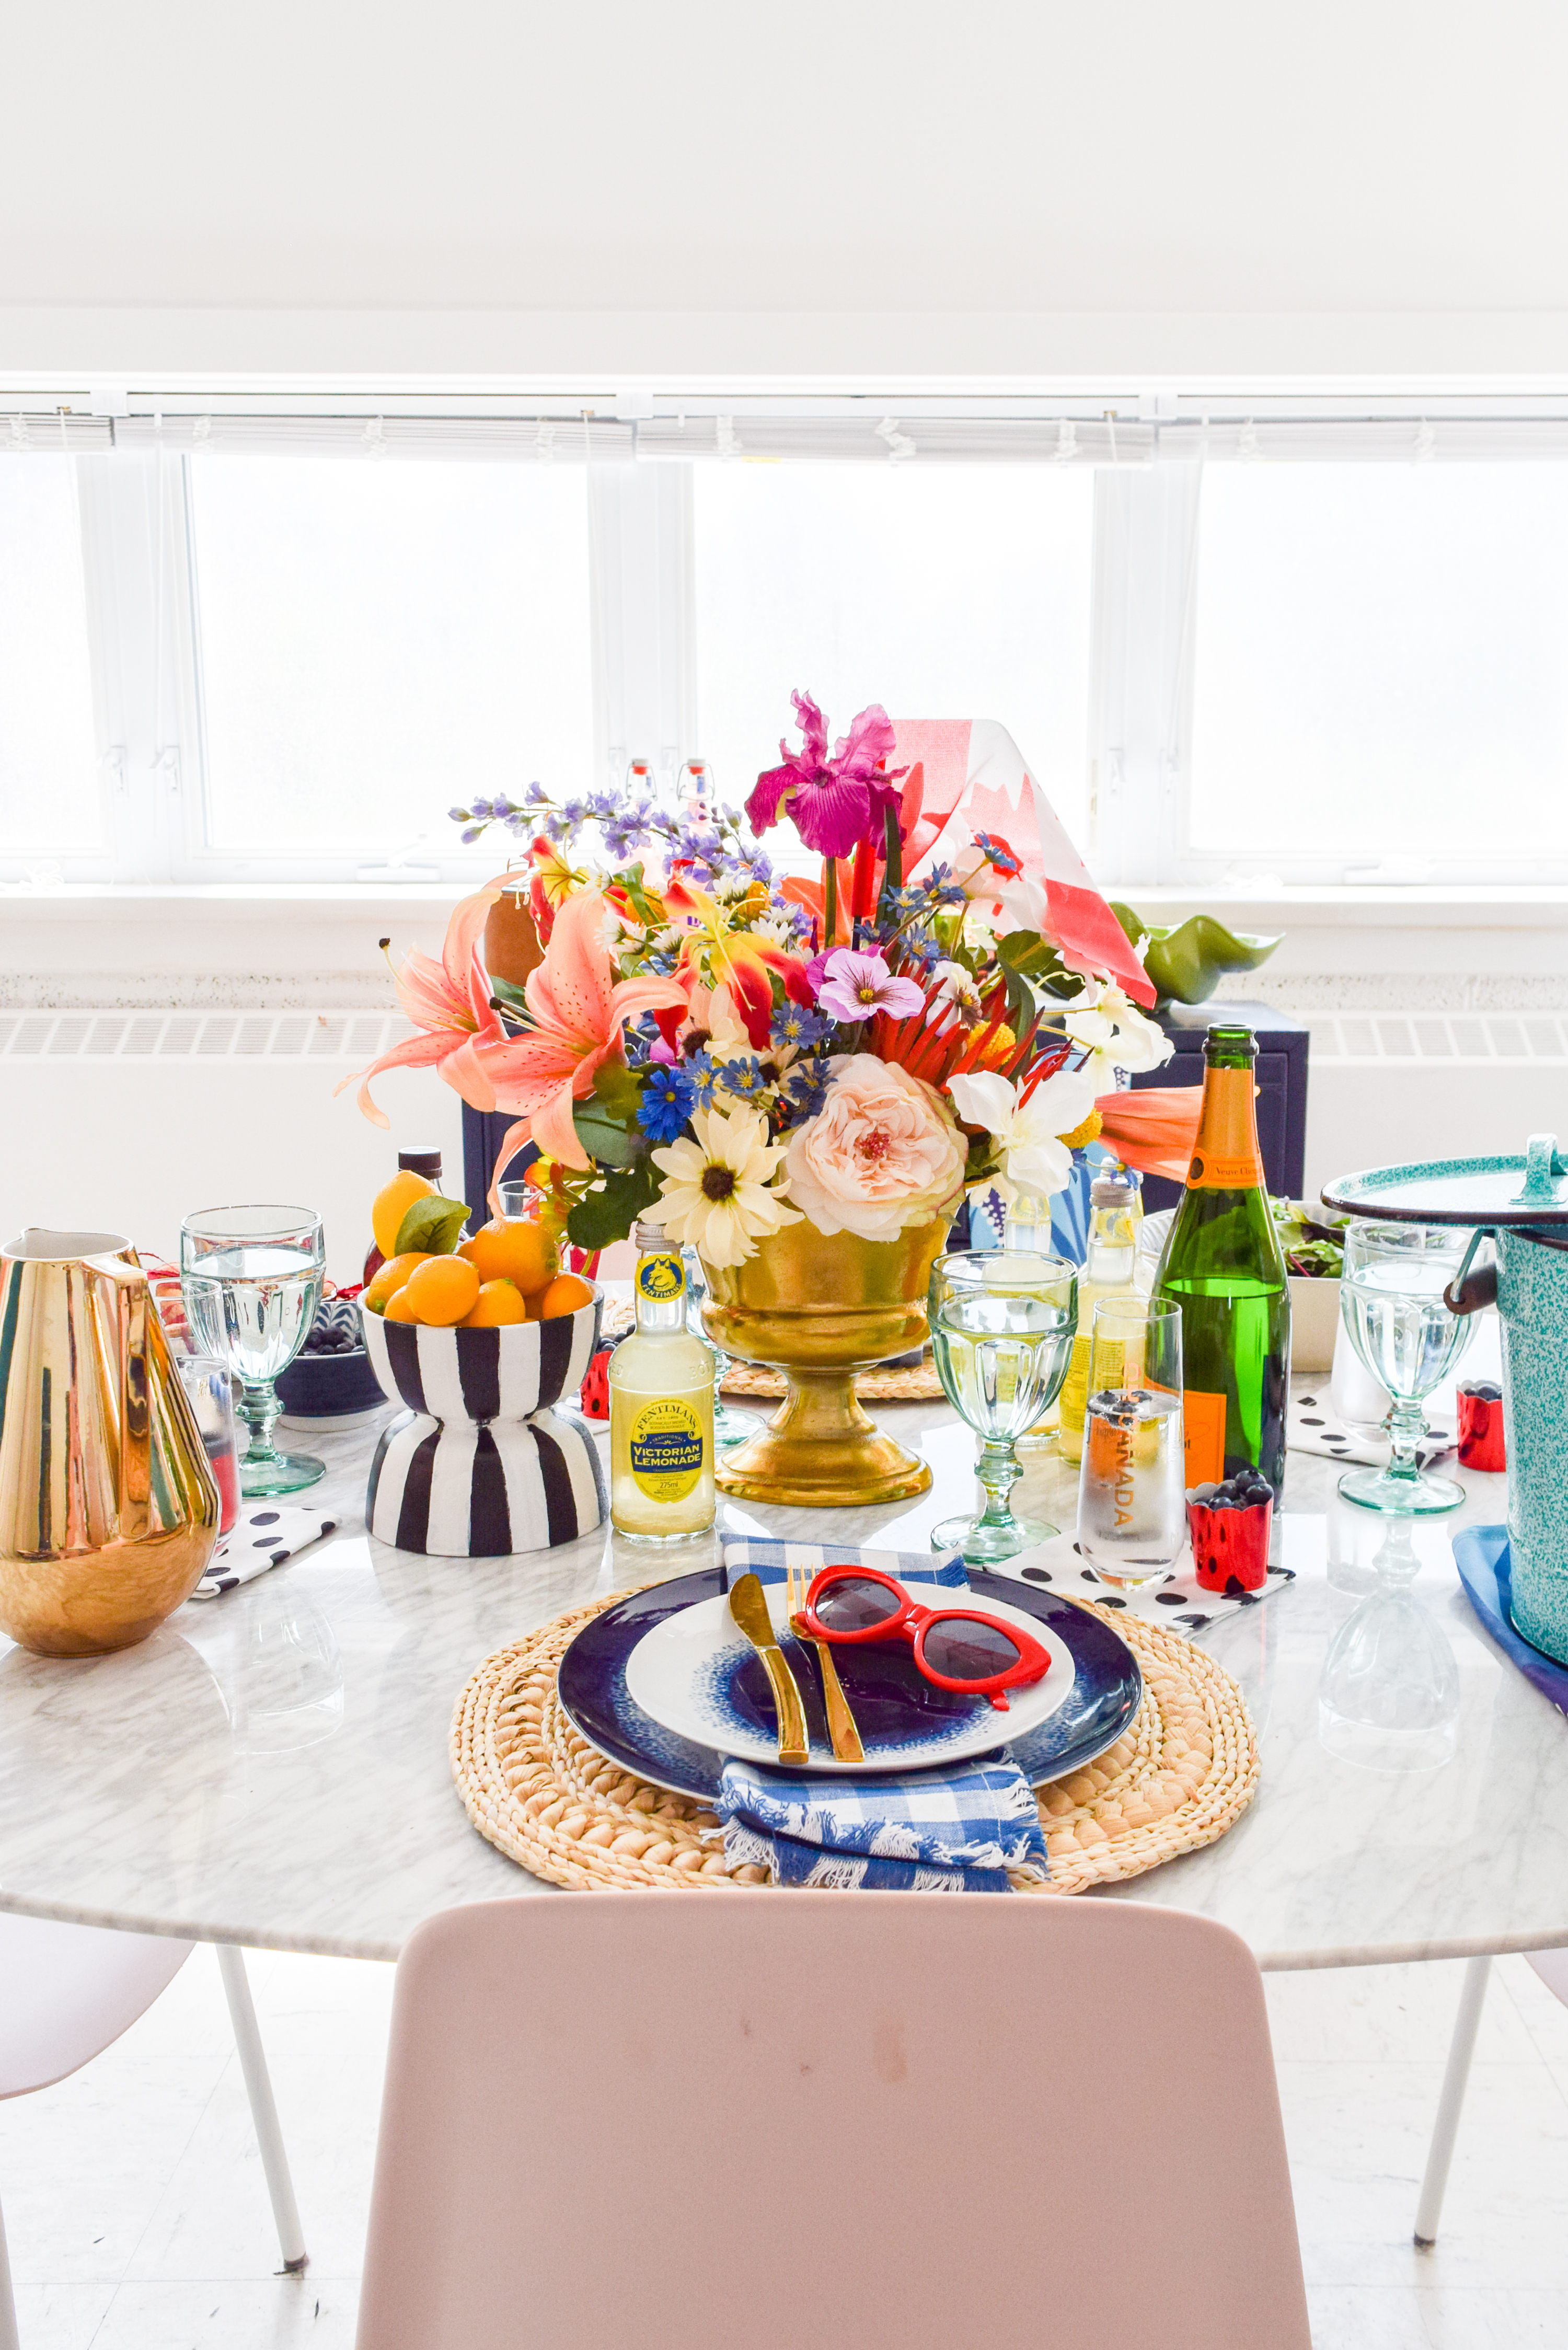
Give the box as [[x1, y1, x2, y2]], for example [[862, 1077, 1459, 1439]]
[[349, 690, 1168, 1504]]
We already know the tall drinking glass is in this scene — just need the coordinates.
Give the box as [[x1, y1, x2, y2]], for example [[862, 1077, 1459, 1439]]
[[1338, 1220, 1475, 1515], [1076, 1298, 1186, 1588], [928, 1250, 1077, 1565], [181, 1206, 326, 1497]]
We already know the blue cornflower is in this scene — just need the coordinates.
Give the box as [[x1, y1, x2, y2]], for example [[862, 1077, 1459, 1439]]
[[637, 1065, 696, 1144], [685, 1050, 722, 1110], [772, 1002, 829, 1050], [719, 1055, 769, 1101], [785, 1059, 831, 1120]]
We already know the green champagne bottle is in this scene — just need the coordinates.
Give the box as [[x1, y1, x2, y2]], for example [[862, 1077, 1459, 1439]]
[[1154, 1025, 1291, 1492]]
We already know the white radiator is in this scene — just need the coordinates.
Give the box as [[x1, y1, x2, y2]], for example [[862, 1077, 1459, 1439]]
[[0, 1011, 463, 1285], [1302, 1011, 1568, 1199]]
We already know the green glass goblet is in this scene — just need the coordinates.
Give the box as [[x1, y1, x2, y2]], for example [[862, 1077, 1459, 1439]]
[[928, 1248, 1078, 1565]]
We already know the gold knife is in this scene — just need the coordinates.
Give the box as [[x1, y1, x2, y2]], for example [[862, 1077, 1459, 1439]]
[[728, 1573, 809, 1765], [790, 1614, 866, 1765]]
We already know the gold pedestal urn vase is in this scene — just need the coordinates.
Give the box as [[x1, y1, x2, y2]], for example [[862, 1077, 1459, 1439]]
[[699, 1218, 952, 1507]]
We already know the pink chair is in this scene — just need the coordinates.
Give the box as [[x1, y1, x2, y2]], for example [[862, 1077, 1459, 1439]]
[[356, 1893, 1310, 2350], [0, 1915, 305, 2349]]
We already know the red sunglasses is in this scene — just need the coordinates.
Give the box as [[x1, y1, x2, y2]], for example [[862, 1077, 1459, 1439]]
[[799, 1565, 1051, 1712]]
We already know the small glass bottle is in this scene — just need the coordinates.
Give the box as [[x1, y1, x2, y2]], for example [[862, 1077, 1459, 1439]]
[[609, 1222, 716, 1542], [1057, 1174, 1144, 1466]]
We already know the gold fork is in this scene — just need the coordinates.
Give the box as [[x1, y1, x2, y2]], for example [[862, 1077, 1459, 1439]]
[[789, 1562, 866, 1765]]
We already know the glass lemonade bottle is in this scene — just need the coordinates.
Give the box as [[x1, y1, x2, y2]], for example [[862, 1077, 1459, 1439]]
[[609, 1222, 717, 1542], [1154, 1026, 1290, 1492], [1057, 1173, 1144, 1465]]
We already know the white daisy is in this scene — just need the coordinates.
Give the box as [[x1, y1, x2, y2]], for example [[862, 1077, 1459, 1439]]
[[651, 1104, 801, 1269]]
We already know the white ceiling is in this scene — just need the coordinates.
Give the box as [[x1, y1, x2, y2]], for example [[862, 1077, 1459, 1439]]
[[4, 0, 1566, 382]]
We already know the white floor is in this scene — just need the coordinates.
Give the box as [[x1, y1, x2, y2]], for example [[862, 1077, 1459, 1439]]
[[2, 1944, 1566, 2346]]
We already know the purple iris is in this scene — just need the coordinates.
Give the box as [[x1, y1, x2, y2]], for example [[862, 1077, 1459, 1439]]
[[816, 948, 927, 1024], [745, 690, 908, 860]]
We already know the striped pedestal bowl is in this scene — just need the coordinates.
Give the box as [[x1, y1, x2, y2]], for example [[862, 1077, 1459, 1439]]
[[360, 1292, 606, 1558]]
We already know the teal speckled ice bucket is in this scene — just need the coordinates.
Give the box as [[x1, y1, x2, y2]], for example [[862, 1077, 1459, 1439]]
[[1323, 1133, 1568, 1666]]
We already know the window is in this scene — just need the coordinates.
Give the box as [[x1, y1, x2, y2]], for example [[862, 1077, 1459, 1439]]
[[1187, 462, 1568, 873], [693, 464, 1094, 845], [187, 459, 593, 866], [4, 403, 1568, 890], [0, 457, 101, 860]]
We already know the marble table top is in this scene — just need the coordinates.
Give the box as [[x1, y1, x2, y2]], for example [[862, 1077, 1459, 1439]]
[[1, 1394, 1564, 1971]]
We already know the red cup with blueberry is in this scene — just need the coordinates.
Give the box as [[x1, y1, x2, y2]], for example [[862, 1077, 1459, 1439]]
[[1186, 1470, 1274, 1594], [1456, 1380, 1505, 1472]]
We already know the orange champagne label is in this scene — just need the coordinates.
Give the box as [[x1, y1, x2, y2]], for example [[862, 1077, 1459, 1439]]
[[1186, 1067, 1263, 1190], [1182, 1389, 1227, 1486]]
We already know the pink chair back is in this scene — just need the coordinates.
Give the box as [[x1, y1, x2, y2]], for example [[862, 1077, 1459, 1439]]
[[356, 1892, 1309, 2350]]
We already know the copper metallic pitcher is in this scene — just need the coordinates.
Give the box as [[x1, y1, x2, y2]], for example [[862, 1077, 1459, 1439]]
[[0, 1230, 221, 1656]]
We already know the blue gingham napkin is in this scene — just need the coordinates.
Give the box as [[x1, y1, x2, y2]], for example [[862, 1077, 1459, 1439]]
[[719, 1536, 969, 1594], [714, 1758, 1049, 1891], [715, 1539, 1048, 1891]]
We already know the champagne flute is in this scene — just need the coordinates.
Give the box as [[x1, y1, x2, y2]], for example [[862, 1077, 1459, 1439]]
[[1338, 1220, 1475, 1515], [927, 1249, 1077, 1565], [181, 1206, 326, 1497]]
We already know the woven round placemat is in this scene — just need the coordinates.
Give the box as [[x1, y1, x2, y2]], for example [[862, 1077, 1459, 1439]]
[[451, 1589, 1258, 1895], [720, 1361, 944, 1402]]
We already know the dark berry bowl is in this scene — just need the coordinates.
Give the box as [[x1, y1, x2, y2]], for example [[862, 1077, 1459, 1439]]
[[276, 1298, 387, 1429]]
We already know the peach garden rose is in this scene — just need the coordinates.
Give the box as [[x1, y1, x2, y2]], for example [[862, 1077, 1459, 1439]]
[[782, 1053, 969, 1244]]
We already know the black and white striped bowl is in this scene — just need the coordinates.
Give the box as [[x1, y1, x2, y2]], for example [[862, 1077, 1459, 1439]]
[[361, 1294, 606, 1558]]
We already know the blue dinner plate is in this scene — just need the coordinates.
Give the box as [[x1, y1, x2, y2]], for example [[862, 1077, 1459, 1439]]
[[556, 1569, 1144, 1801]]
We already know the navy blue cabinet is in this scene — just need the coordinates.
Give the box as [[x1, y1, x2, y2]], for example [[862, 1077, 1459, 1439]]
[[1126, 1000, 1308, 1213]]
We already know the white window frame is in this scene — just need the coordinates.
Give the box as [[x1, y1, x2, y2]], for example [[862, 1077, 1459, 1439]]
[[8, 393, 1568, 891]]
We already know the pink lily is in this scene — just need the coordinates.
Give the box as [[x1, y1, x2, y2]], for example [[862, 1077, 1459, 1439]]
[[746, 689, 908, 860], [480, 888, 686, 1174], [341, 885, 504, 1126]]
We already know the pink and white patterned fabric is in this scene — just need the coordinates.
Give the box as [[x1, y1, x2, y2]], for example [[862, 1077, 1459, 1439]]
[[891, 717, 1154, 1007]]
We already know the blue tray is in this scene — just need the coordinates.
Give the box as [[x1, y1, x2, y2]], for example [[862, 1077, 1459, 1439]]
[[1452, 1524, 1568, 1717]]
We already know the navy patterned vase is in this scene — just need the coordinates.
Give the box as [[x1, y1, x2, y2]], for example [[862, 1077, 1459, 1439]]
[[360, 1295, 605, 1558]]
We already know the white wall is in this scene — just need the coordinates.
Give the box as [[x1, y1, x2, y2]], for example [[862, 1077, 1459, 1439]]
[[4, 2, 1568, 384]]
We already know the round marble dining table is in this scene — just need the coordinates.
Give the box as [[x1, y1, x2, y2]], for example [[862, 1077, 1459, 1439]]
[[2, 1393, 1565, 1971]]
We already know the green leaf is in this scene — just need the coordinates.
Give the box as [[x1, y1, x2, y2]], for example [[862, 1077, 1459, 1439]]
[[571, 1100, 638, 1168], [394, 1193, 471, 1257], [488, 976, 531, 1016], [592, 1057, 644, 1120], [996, 928, 1066, 983], [566, 1159, 664, 1252]]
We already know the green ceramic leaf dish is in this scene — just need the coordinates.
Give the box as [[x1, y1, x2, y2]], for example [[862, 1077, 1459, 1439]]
[[1111, 903, 1282, 1008]]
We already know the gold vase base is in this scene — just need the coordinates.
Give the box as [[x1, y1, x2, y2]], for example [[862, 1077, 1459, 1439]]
[[712, 1370, 932, 1510]]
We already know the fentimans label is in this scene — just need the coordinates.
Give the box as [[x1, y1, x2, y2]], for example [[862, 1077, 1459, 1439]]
[[628, 1398, 705, 1500], [636, 1251, 685, 1304]]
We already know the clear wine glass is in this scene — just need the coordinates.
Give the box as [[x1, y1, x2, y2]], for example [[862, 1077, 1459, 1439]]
[[1338, 1221, 1475, 1516], [927, 1249, 1078, 1565], [181, 1205, 326, 1497], [1076, 1298, 1186, 1588], [682, 1248, 763, 1450]]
